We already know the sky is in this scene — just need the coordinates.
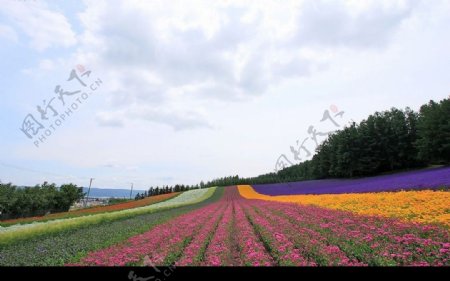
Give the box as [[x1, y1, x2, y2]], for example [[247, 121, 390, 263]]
[[0, 0, 449, 190]]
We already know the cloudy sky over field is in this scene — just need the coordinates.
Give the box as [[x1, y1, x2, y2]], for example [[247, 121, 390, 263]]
[[1, 0, 449, 189]]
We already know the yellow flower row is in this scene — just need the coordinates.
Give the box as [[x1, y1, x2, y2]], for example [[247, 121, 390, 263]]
[[237, 185, 450, 228]]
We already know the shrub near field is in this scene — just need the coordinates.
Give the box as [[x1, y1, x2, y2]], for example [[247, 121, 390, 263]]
[[0, 183, 84, 220], [0, 188, 216, 246], [0, 192, 180, 226]]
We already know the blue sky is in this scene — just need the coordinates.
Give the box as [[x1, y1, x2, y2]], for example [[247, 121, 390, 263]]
[[1, 0, 450, 189]]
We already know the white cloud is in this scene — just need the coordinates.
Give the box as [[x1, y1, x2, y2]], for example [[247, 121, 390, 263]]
[[73, 0, 316, 129], [96, 112, 125, 127], [293, 0, 417, 48], [0, 24, 18, 42], [21, 58, 66, 78], [126, 105, 213, 131], [69, 0, 420, 131], [0, 1, 77, 51]]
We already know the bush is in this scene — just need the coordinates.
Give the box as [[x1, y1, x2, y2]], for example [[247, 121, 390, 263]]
[[0, 182, 84, 220]]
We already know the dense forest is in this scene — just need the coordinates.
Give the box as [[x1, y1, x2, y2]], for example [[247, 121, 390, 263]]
[[203, 98, 450, 186], [0, 182, 84, 219]]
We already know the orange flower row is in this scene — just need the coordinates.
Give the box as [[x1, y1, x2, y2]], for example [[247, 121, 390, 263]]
[[238, 185, 450, 228]]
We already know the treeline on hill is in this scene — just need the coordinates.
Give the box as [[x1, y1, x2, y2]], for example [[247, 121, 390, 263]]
[[203, 98, 450, 186], [0, 182, 84, 220], [134, 183, 204, 200]]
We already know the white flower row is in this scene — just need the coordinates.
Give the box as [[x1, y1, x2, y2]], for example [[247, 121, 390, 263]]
[[0, 187, 215, 237]]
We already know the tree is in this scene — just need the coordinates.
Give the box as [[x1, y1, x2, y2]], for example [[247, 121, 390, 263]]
[[416, 98, 450, 164], [58, 184, 84, 211], [0, 182, 85, 219], [0, 183, 17, 216]]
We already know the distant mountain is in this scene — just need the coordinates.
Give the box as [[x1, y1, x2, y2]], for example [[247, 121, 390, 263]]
[[82, 187, 147, 198]]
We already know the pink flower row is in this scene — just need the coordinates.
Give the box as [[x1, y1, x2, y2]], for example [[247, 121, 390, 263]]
[[233, 201, 275, 266], [179, 187, 275, 266], [243, 201, 313, 266], [202, 204, 233, 265], [74, 201, 225, 266], [246, 201, 364, 266]]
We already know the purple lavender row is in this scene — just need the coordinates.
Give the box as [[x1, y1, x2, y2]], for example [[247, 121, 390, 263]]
[[253, 166, 450, 195]]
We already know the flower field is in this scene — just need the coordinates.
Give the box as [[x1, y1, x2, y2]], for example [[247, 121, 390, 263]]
[[1, 183, 449, 266], [70, 187, 450, 266], [252, 166, 450, 195], [0, 192, 180, 227], [0, 188, 216, 246], [239, 186, 450, 228]]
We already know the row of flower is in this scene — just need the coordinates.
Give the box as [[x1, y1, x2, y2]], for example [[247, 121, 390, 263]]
[[0, 187, 216, 246], [239, 185, 450, 228], [252, 166, 450, 195], [0, 193, 180, 226], [72, 186, 450, 266]]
